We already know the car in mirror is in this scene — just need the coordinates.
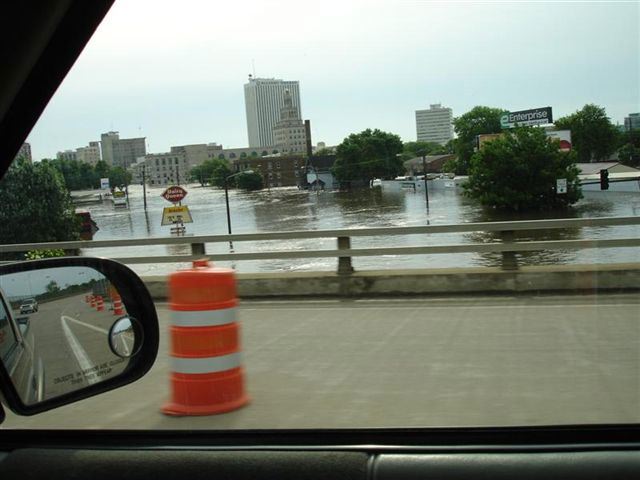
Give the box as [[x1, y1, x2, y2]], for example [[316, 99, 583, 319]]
[[0, 257, 159, 416]]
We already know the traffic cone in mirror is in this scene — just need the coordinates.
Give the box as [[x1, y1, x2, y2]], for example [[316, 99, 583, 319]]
[[96, 295, 105, 312]]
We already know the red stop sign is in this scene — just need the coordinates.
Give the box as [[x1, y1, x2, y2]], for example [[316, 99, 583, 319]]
[[162, 186, 188, 203]]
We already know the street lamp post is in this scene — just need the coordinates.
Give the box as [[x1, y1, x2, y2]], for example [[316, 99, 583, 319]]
[[224, 170, 253, 249], [421, 153, 430, 212]]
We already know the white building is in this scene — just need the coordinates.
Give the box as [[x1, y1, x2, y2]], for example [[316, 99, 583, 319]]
[[76, 141, 101, 165], [415, 103, 453, 145], [244, 76, 301, 148], [134, 152, 189, 186], [56, 150, 77, 162], [100, 131, 146, 169], [273, 89, 307, 155]]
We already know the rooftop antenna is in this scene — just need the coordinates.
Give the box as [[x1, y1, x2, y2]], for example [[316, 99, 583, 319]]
[[252, 58, 256, 77]]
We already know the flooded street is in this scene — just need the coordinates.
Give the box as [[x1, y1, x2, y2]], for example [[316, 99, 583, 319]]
[[79, 185, 640, 274]]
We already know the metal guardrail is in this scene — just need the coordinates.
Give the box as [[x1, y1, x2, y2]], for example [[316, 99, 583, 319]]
[[1, 216, 639, 273]]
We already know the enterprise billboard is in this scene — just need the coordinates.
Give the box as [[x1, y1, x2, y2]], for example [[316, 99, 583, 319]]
[[500, 107, 553, 128]]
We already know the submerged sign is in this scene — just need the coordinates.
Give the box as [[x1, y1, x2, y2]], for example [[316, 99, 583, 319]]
[[501, 107, 553, 128], [161, 205, 193, 226]]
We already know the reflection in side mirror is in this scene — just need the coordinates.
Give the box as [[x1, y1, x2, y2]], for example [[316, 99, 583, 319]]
[[0, 266, 140, 405], [109, 317, 141, 358]]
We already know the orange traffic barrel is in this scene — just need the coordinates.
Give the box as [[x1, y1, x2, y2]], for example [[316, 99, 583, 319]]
[[90, 295, 96, 308], [96, 295, 105, 312], [85, 294, 91, 303], [162, 260, 249, 416], [113, 298, 124, 316]]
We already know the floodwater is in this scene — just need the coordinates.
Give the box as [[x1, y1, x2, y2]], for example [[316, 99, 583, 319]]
[[78, 184, 640, 274]]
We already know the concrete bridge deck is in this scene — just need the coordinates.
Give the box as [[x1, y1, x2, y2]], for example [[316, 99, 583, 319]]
[[3, 292, 639, 430]]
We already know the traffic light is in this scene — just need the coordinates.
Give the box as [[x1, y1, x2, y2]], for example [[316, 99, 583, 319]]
[[599, 169, 609, 190]]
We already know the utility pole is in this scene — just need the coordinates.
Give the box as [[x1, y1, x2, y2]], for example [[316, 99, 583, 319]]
[[142, 164, 147, 210], [305, 119, 318, 195], [422, 153, 429, 212]]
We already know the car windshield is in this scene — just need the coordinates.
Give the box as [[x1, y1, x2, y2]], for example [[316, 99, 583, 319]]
[[0, 0, 639, 430]]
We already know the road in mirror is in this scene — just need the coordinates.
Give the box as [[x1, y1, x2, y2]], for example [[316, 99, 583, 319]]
[[109, 317, 139, 358], [0, 266, 131, 405]]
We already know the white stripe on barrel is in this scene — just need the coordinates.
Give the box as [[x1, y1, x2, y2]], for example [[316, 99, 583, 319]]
[[171, 352, 242, 374], [171, 307, 237, 327]]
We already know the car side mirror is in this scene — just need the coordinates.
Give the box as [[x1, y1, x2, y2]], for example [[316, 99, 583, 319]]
[[0, 257, 159, 416]]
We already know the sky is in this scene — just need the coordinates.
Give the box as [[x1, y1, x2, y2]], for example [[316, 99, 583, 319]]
[[1, 267, 105, 298], [26, 0, 640, 161]]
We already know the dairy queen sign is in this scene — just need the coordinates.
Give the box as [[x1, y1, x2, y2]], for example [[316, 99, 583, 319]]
[[161, 185, 188, 204]]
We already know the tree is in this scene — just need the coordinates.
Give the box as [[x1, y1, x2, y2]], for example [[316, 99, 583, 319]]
[[234, 171, 263, 191], [314, 148, 334, 156], [401, 141, 446, 160], [189, 164, 206, 186], [46, 280, 60, 294], [109, 166, 132, 188], [465, 127, 582, 212], [94, 160, 110, 183], [189, 159, 231, 187], [616, 129, 640, 167], [554, 104, 618, 163], [332, 129, 404, 185], [210, 161, 232, 188], [0, 159, 80, 248], [451, 106, 507, 175]]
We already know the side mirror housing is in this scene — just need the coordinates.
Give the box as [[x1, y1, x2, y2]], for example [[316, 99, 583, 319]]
[[0, 257, 159, 416]]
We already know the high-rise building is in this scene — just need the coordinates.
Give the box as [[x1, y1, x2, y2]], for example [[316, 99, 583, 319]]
[[273, 89, 307, 155], [100, 131, 146, 169], [624, 113, 640, 131], [244, 76, 301, 148], [415, 104, 454, 145]]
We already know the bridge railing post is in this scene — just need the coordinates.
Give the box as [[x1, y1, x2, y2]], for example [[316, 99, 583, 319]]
[[191, 242, 206, 256], [337, 236, 354, 275], [500, 230, 518, 271]]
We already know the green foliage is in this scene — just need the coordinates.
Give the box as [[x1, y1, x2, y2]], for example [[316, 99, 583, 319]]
[[109, 166, 132, 188], [554, 104, 618, 163], [42, 158, 133, 190], [401, 141, 447, 160], [442, 157, 457, 173], [465, 127, 582, 212], [24, 249, 66, 260], [234, 171, 263, 191], [451, 106, 507, 174], [41, 158, 99, 190], [314, 148, 335, 156], [210, 161, 232, 188], [0, 160, 80, 248], [46, 280, 60, 293], [189, 159, 231, 187], [616, 130, 640, 167], [332, 129, 404, 184], [189, 164, 206, 185]]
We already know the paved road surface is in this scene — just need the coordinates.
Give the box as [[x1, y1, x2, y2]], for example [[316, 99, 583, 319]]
[[11, 293, 129, 402], [3, 293, 639, 429]]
